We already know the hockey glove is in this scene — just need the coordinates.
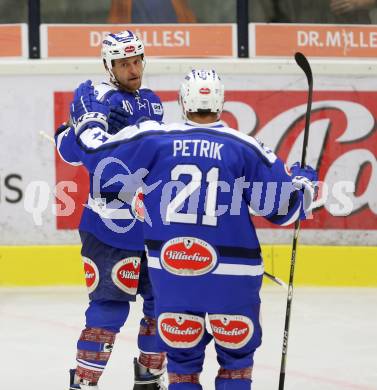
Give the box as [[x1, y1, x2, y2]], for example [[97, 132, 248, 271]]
[[70, 80, 109, 125], [108, 106, 131, 134], [54, 122, 70, 147], [290, 162, 318, 219], [55, 122, 70, 136]]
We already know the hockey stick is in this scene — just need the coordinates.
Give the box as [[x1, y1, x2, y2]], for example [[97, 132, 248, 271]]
[[264, 271, 288, 290], [278, 52, 313, 390], [39, 130, 55, 144]]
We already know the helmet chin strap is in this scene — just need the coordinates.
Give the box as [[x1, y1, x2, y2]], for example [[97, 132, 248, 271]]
[[109, 73, 118, 86], [107, 66, 127, 90], [104, 61, 118, 86]]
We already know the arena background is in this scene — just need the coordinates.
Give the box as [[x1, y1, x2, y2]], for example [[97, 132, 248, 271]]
[[0, 2, 376, 389], [1, 22, 376, 287], [0, 1, 377, 286]]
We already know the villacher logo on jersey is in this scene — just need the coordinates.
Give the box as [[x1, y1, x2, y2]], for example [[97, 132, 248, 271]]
[[161, 237, 218, 276], [111, 257, 141, 295], [158, 313, 204, 348], [209, 314, 254, 349], [83, 257, 99, 294]]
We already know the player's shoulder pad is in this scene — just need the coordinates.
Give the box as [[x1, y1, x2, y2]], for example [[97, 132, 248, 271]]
[[93, 82, 117, 102], [103, 120, 168, 144], [139, 88, 161, 102], [137, 119, 167, 132], [167, 122, 192, 132], [215, 125, 278, 164]]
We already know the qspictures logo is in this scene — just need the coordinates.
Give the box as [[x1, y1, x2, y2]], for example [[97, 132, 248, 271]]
[[0, 173, 23, 204]]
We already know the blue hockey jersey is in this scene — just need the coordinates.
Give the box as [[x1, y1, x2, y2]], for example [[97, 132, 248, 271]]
[[55, 82, 164, 250], [71, 119, 303, 311]]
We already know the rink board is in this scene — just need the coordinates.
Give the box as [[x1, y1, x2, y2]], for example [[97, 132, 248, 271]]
[[0, 59, 376, 291], [0, 245, 376, 287], [1, 59, 377, 247]]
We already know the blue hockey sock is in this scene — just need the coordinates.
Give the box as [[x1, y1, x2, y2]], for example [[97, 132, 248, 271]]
[[168, 373, 202, 389], [215, 367, 252, 390], [215, 377, 252, 390], [169, 383, 202, 389], [75, 327, 116, 384]]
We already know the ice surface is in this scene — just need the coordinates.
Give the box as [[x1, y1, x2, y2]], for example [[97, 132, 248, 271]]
[[1, 287, 376, 390]]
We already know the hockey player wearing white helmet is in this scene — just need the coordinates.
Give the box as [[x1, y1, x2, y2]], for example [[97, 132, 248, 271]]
[[179, 69, 224, 122], [102, 30, 145, 91], [55, 30, 166, 390]]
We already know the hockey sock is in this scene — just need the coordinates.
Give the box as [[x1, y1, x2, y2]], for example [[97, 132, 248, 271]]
[[75, 327, 116, 384], [215, 367, 252, 390], [138, 351, 166, 372], [137, 316, 166, 379], [138, 315, 159, 351], [168, 373, 202, 389]]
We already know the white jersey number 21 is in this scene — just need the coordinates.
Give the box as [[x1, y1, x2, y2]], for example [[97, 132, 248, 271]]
[[166, 164, 219, 226]]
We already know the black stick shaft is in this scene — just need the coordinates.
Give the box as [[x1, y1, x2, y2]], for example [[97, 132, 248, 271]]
[[278, 52, 313, 390]]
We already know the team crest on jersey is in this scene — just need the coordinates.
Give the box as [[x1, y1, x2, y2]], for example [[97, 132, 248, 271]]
[[151, 102, 163, 115], [158, 313, 204, 348], [209, 314, 253, 349], [111, 257, 141, 295], [83, 257, 99, 294], [131, 188, 144, 222], [160, 237, 217, 276]]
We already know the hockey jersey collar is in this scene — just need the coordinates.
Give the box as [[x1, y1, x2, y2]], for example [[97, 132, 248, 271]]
[[185, 119, 225, 128]]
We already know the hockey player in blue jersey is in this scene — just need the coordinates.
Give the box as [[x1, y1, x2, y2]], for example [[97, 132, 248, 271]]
[[67, 69, 318, 389], [55, 30, 166, 390]]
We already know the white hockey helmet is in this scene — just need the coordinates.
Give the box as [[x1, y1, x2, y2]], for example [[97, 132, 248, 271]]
[[102, 30, 145, 82], [179, 69, 224, 120]]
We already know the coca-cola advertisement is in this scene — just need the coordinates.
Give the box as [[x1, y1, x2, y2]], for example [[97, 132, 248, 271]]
[[54, 89, 377, 231]]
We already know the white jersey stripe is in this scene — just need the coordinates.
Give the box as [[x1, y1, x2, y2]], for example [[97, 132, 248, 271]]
[[212, 263, 264, 277], [86, 120, 277, 164], [148, 255, 263, 276], [87, 196, 133, 220], [147, 256, 162, 269], [76, 360, 104, 371], [56, 129, 82, 166]]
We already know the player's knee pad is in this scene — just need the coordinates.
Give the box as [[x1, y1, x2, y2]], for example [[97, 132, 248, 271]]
[[209, 314, 254, 350], [209, 313, 260, 369], [76, 327, 116, 383], [157, 312, 211, 375], [80, 232, 143, 302], [83, 254, 142, 301], [85, 300, 130, 333], [158, 312, 205, 350], [168, 373, 202, 389]]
